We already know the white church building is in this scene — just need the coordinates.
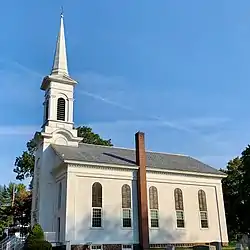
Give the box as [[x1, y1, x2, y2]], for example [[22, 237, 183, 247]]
[[31, 13, 229, 250]]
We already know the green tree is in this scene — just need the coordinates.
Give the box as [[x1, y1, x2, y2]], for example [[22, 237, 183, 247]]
[[221, 145, 250, 240], [11, 188, 32, 229], [221, 157, 243, 240], [13, 126, 113, 182], [239, 145, 250, 234], [14, 137, 37, 181], [0, 183, 28, 236], [0, 184, 10, 237], [77, 126, 113, 146]]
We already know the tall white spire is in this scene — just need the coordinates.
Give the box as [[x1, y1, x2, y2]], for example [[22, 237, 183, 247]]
[[51, 12, 68, 76]]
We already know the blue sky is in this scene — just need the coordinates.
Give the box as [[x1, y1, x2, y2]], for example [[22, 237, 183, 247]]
[[1, 0, 250, 184]]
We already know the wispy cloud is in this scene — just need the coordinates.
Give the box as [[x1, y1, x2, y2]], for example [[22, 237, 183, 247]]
[[77, 71, 230, 129], [76, 72, 126, 90], [0, 126, 38, 136], [0, 58, 43, 104], [0, 62, 231, 152], [79, 90, 190, 131], [79, 90, 229, 134], [178, 117, 230, 128], [0, 61, 238, 172], [78, 79, 237, 162], [7, 59, 43, 78], [79, 90, 134, 112], [83, 117, 230, 131]]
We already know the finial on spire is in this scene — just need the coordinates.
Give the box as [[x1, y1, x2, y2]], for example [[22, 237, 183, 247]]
[[61, 6, 64, 18], [51, 9, 69, 76]]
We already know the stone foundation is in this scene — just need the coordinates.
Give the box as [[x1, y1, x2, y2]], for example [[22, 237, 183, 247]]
[[70, 244, 140, 250], [149, 242, 225, 249], [71, 245, 122, 250], [71, 244, 89, 250], [103, 245, 122, 250], [69, 243, 226, 250]]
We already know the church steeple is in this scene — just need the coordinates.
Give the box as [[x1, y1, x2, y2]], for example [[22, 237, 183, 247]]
[[51, 12, 68, 76], [39, 12, 82, 146]]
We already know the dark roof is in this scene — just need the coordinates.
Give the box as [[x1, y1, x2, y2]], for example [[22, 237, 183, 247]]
[[52, 143, 225, 176]]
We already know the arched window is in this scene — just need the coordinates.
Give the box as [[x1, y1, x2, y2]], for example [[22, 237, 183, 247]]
[[58, 182, 62, 209], [121, 184, 132, 228], [198, 190, 208, 228], [174, 188, 185, 228], [92, 182, 102, 227], [149, 186, 159, 228], [45, 99, 49, 121], [57, 98, 66, 121]]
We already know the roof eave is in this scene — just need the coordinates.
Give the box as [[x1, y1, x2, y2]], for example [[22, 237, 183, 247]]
[[64, 159, 138, 170], [147, 167, 226, 179], [62, 159, 226, 178]]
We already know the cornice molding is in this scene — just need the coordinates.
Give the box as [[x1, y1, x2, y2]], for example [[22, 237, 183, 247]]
[[65, 162, 223, 180], [68, 163, 136, 173], [146, 168, 224, 179]]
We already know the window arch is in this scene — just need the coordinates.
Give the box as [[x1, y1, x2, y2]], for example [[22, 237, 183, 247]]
[[149, 186, 159, 227], [122, 184, 131, 208], [92, 182, 102, 227], [198, 190, 207, 211], [198, 190, 208, 228], [92, 182, 102, 207], [174, 188, 185, 228], [57, 98, 66, 121], [121, 184, 132, 228], [149, 186, 158, 210]]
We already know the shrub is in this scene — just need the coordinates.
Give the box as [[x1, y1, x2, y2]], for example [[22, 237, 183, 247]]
[[23, 239, 52, 250], [24, 223, 52, 250], [26, 223, 44, 241], [53, 246, 66, 250]]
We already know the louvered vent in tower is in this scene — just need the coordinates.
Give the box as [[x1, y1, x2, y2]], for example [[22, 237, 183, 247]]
[[57, 98, 66, 121], [45, 99, 49, 121]]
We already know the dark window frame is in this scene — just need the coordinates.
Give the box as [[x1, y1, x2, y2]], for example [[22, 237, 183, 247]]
[[121, 184, 132, 228], [92, 182, 103, 228], [174, 188, 185, 228], [149, 186, 159, 228], [198, 190, 209, 228]]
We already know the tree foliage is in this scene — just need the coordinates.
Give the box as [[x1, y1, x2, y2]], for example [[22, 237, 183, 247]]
[[221, 145, 250, 240], [0, 183, 30, 237], [76, 126, 113, 146], [13, 126, 113, 182], [0, 185, 11, 237], [11, 188, 32, 228], [24, 224, 52, 250], [26, 224, 44, 241], [14, 141, 37, 181]]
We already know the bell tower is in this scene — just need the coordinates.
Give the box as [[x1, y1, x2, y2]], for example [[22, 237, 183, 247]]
[[31, 11, 82, 233], [39, 12, 82, 146]]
